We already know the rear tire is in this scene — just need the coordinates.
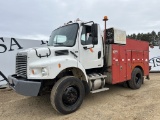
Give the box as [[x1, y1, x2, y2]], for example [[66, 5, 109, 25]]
[[50, 76, 85, 114], [128, 68, 143, 89]]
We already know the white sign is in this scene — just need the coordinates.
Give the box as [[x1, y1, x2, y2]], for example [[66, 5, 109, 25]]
[[149, 46, 160, 72], [0, 37, 48, 87]]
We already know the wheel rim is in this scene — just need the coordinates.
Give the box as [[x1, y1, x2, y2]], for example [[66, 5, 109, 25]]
[[135, 73, 141, 84], [62, 86, 79, 106]]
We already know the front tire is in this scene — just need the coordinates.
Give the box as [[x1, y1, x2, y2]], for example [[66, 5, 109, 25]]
[[128, 68, 143, 89], [50, 76, 85, 114]]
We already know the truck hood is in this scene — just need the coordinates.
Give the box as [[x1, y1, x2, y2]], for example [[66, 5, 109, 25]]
[[17, 46, 76, 58]]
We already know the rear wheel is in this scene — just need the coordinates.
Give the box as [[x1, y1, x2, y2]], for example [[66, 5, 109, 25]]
[[50, 76, 85, 114], [128, 68, 143, 89]]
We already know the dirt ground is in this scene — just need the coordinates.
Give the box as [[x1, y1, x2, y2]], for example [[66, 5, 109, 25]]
[[0, 73, 160, 120]]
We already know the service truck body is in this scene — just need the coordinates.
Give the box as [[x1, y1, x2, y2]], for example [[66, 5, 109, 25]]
[[7, 17, 149, 114], [107, 39, 149, 84]]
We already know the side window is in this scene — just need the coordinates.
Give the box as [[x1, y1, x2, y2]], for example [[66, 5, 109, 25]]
[[81, 25, 98, 45], [81, 26, 87, 45]]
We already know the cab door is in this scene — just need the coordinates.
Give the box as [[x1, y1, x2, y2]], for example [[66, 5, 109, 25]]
[[78, 24, 103, 69]]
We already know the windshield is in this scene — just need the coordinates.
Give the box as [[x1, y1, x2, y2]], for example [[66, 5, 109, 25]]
[[48, 24, 79, 47]]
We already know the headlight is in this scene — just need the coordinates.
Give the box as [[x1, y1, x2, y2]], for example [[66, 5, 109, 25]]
[[30, 67, 48, 77], [41, 68, 48, 76]]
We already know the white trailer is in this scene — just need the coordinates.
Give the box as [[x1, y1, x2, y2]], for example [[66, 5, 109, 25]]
[[0, 37, 47, 88], [149, 46, 160, 72]]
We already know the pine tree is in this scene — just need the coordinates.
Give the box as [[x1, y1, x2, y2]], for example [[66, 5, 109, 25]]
[[127, 30, 160, 45]]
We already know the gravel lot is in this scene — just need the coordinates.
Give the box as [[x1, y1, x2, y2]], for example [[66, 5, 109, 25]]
[[0, 73, 160, 120]]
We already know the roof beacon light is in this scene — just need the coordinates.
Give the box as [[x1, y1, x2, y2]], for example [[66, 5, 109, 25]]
[[103, 16, 108, 21]]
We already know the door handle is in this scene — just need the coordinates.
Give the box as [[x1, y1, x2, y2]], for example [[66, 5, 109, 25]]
[[98, 51, 101, 59]]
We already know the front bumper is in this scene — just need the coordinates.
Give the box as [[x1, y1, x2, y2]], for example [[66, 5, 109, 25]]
[[8, 74, 41, 96]]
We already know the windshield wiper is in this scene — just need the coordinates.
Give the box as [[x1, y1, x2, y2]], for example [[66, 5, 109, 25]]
[[54, 43, 63, 45], [53, 43, 65, 47]]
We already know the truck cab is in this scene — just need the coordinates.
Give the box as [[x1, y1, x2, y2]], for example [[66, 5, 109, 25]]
[[48, 21, 104, 70]]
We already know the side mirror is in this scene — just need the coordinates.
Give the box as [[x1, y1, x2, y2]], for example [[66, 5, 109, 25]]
[[91, 24, 98, 38], [158, 40, 160, 49], [91, 24, 98, 45], [92, 38, 98, 45]]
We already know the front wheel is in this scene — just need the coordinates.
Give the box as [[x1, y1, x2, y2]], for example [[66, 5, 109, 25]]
[[50, 76, 85, 114], [128, 68, 143, 89]]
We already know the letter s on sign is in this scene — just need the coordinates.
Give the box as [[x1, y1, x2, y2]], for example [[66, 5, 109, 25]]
[[156, 57, 160, 66], [0, 37, 7, 53]]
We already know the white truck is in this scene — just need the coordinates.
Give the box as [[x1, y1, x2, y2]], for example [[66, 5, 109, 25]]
[[8, 16, 149, 114]]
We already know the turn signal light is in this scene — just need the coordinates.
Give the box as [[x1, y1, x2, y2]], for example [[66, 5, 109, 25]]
[[58, 63, 61, 68], [32, 70, 35, 74]]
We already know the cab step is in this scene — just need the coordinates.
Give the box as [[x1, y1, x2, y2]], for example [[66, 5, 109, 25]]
[[90, 87, 109, 93]]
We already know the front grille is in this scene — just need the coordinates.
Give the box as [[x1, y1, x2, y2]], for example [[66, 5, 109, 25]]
[[16, 55, 27, 78]]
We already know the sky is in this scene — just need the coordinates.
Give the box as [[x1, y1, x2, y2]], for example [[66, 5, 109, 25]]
[[0, 0, 160, 40]]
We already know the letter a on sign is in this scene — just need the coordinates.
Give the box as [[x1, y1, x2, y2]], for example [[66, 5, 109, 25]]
[[9, 38, 23, 51]]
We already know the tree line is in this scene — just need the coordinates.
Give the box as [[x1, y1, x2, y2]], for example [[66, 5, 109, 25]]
[[127, 31, 160, 46]]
